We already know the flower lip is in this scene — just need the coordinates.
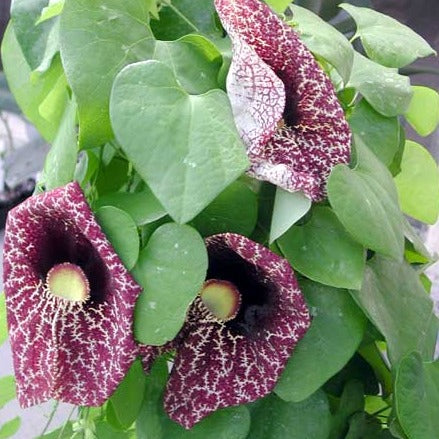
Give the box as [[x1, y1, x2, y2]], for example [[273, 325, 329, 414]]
[[46, 262, 90, 303], [199, 279, 241, 322]]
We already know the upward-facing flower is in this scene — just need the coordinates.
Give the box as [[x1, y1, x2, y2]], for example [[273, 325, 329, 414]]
[[142, 233, 310, 429], [215, 0, 351, 201], [3, 182, 144, 407]]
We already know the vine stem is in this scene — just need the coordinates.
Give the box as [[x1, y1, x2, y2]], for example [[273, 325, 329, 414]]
[[40, 400, 60, 437], [56, 405, 77, 439]]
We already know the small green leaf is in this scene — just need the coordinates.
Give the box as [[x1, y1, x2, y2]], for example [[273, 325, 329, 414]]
[[266, 0, 292, 13], [107, 359, 146, 430], [36, 0, 65, 25], [1, 24, 68, 142], [42, 98, 78, 190], [340, 3, 435, 68], [0, 417, 21, 439], [347, 52, 412, 117], [275, 281, 366, 402], [110, 60, 248, 223], [95, 206, 139, 270], [278, 206, 365, 289], [395, 353, 439, 439], [0, 293, 7, 346], [0, 376, 16, 409], [394, 140, 439, 225], [405, 86, 439, 137], [133, 223, 207, 345], [270, 189, 311, 244], [288, 5, 354, 83], [349, 99, 400, 166], [248, 391, 331, 439], [328, 139, 404, 261], [95, 189, 166, 227], [95, 422, 132, 438], [192, 181, 258, 237], [350, 256, 438, 365]]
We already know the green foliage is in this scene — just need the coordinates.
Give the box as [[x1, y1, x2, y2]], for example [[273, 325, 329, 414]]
[[265, 0, 292, 13], [133, 223, 207, 345], [0, 376, 16, 409], [405, 86, 439, 137], [0, 417, 21, 439], [0, 293, 7, 346], [275, 281, 367, 402]]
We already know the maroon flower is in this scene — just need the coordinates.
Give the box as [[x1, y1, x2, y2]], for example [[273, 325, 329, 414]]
[[3, 182, 144, 407], [216, 0, 351, 201], [142, 233, 310, 429]]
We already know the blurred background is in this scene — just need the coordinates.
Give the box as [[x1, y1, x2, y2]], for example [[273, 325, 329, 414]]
[[0, 0, 438, 437]]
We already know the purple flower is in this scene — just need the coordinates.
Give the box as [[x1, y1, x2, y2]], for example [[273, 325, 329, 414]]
[[216, 0, 351, 201], [3, 182, 145, 407], [141, 233, 310, 429]]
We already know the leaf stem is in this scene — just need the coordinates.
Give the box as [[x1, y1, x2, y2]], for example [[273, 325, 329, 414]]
[[40, 400, 60, 437]]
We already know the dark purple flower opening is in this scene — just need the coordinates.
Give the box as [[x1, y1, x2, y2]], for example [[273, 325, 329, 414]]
[[140, 233, 310, 429], [215, 0, 351, 201], [3, 182, 143, 407]]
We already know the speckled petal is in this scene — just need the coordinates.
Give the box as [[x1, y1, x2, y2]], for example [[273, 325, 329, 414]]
[[164, 233, 310, 428], [216, 0, 351, 200], [3, 182, 142, 407]]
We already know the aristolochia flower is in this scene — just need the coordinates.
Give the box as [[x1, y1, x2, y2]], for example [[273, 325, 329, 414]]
[[144, 233, 310, 429], [215, 0, 351, 201], [3, 182, 143, 407]]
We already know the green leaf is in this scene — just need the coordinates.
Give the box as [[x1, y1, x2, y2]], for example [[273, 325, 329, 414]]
[[110, 60, 248, 223], [0, 293, 7, 346], [350, 255, 438, 365], [327, 139, 404, 261], [136, 358, 251, 439], [95, 156, 129, 196], [348, 99, 400, 166], [288, 5, 354, 83], [270, 189, 311, 244], [36, 0, 65, 25], [42, 98, 78, 190], [11, 0, 60, 72], [37, 422, 74, 439], [340, 3, 435, 68], [394, 140, 439, 225], [60, 0, 156, 148], [0, 376, 16, 409], [107, 359, 146, 430], [150, 0, 221, 41], [275, 281, 366, 402], [405, 86, 439, 137], [95, 189, 166, 227], [95, 422, 133, 438], [266, 0, 292, 13], [95, 206, 139, 270], [248, 391, 332, 439], [191, 181, 258, 237], [347, 52, 412, 117], [133, 223, 207, 345], [1, 24, 68, 142], [278, 206, 365, 289], [0, 417, 21, 439], [345, 412, 383, 439], [395, 352, 439, 439]]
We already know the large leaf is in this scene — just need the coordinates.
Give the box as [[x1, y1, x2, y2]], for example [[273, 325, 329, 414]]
[[278, 206, 365, 289], [0, 417, 21, 439], [191, 181, 258, 237], [350, 256, 438, 365], [248, 391, 332, 439], [111, 60, 248, 223], [348, 99, 400, 167], [405, 86, 439, 137], [95, 189, 166, 226], [11, 0, 60, 72], [136, 358, 251, 439], [133, 223, 207, 345], [394, 140, 439, 225], [0, 293, 7, 346], [1, 24, 68, 142], [288, 5, 353, 83], [395, 352, 439, 439], [340, 3, 435, 68], [327, 140, 404, 261], [107, 359, 146, 430], [42, 98, 78, 190], [60, 0, 156, 148], [270, 189, 311, 244], [275, 281, 366, 402], [95, 206, 140, 270], [0, 376, 16, 409], [347, 52, 412, 117]]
